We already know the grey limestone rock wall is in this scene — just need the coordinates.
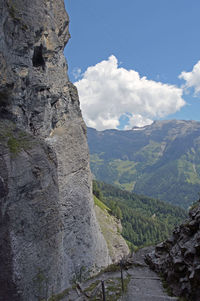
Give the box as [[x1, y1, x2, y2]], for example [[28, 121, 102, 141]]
[[0, 120, 63, 301], [0, 0, 110, 300]]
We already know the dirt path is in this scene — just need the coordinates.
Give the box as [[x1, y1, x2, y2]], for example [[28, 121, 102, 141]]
[[120, 247, 178, 301], [61, 247, 178, 300]]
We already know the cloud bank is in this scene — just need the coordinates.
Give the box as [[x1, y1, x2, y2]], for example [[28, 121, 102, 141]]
[[75, 55, 186, 130], [179, 61, 200, 95]]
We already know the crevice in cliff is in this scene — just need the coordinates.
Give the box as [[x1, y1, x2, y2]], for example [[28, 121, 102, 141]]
[[32, 45, 45, 70]]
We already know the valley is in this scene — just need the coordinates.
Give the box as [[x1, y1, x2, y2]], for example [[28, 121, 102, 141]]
[[88, 120, 200, 209], [1, 0, 200, 300], [93, 180, 187, 249]]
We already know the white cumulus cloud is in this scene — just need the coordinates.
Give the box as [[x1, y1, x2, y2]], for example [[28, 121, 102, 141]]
[[75, 55, 186, 130], [124, 114, 153, 130], [179, 60, 200, 95]]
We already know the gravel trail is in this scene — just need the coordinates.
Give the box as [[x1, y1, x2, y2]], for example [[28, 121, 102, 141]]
[[120, 247, 178, 301]]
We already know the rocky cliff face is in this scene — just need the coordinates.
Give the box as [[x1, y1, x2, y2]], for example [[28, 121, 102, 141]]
[[0, 1, 110, 300], [146, 202, 200, 300], [94, 202, 130, 263]]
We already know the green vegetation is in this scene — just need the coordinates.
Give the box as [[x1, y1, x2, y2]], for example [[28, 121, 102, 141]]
[[94, 192, 127, 257], [7, 0, 28, 30], [47, 262, 131, 301], [93, 180, 106, 207], [93, 180, 187, 248], [87, 122, 200, 209], [90, 153, 200, 209], [94, 195, 111, 212], [7, 132, 31, 155], [108, 200, 122, 220], [189, 199, 200, 210], [33, 269, 48, 301], [84, 280, 100, 293], [48, 288, 70, 301], [0, 120, 33, 155], [83, 272, 131, 301], [160, 274, 174, 297], [7, 135, 21, 154], [93, 180, 122, 219], [7, 0, 21, 22], [101, 263, 121, 274]]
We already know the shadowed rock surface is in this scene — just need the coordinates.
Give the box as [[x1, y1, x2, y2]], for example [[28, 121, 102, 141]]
[[0, 1, 110, 300], [146, 202, 200, 300], [0, 120, 62, 300]]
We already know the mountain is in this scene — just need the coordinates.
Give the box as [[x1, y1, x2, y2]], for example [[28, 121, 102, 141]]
[[93, 180, 187, 249], [87, 120, 200, 208]]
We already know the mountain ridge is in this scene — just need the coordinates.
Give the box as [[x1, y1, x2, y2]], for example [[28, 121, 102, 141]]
[[87, 119, 200, 208]]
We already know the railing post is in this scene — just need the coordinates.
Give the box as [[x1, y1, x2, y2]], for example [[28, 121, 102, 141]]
[[45, 278, 48, 301], [120, 260, 124, 293], [101, 280, 106, 301]]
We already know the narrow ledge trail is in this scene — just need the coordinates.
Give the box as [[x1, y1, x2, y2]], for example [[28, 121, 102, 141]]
[[61, 247, 178, 301], [120, 247, 178, 301]]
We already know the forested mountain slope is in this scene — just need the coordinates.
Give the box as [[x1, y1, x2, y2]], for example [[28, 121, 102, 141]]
[[93, 181, 187, 249], [88, 120, 200, 208]]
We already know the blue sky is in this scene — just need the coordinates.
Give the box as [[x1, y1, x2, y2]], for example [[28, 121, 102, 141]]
[[64, 0, 200, 130]]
